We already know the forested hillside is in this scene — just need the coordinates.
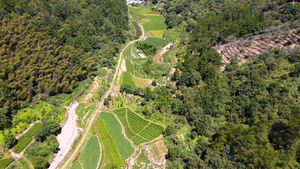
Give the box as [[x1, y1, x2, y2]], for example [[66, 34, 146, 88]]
[[0, 0, 129, 129], [138, 0, 300, 168]]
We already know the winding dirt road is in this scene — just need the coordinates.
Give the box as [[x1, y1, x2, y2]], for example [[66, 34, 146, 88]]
[[49, 102, 79, 169], [59, 15, 145, 169]]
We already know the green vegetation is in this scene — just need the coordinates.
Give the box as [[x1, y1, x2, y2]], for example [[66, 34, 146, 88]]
[[70, 160, 82, 169], [126, 59, 134, 74], [18, 158, 31, 169], [76, 103, 87, 117], [171, 49, 179, 63], [127, 109, 150, 133], [143, 16, 168, 31], [122, 72, 137, 89], [99, 69, 108, 77], [0, 157, 14, 169], [96, 117, 125, 167], [79, 136, 100, 169], [13, 123, 41, 153], [25, 135, 59, 168], [133, 22, 142, 40]]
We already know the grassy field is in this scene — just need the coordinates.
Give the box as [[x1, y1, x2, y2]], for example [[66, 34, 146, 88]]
[[79, 136, 100, 169], [100, 112, 134, 159], [126, 59, 134, 74], [143, 16, 167, 31], [114, 108, 165, 145], [123, 71, 136, 89], [143, 37, 170, 51], [150, 30, 165, 38], [70, 160, 82, 169], [131, 75, 154, 89], [99, 68, 107, 77]]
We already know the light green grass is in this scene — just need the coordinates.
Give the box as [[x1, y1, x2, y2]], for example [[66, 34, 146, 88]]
[[131, 75, 154, 89], [143, 16, 167, 31], [150, 30, 165, 38], [100, 112, 134, 160], [126, 59, 134, 74], [70, 160, 82, 169], [79, 136, 100, 169], [76, 103, 86, 117], [99, 69, 107, 77], [143, 37, 170, 51], [123, 71, 136, 89]]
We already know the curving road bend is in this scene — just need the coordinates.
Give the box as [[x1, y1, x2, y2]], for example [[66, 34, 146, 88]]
[[59, 17, 145, 169]]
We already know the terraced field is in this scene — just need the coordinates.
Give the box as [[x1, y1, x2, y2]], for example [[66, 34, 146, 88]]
[[96, 117, 125, 167], [113, 108, 164, 145], [13, 123, 41, 153], [0, 157, 14, 169]]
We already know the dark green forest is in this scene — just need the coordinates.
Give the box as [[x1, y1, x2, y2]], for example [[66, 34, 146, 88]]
[[0, 0, 129, 129]]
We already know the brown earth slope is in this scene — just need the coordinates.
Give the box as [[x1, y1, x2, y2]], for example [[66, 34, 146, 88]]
[[215, 28, 300, 70]]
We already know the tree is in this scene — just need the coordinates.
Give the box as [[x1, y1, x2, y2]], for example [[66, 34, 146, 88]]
[[4, 131, 16, 149], [143, 106, 152, 117], [120, 83, 133, 93], [34, 119, 60, 142]]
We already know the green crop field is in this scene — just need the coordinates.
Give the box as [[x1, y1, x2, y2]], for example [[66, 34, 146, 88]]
[[123, 71, 136, 89], [0, 157, 14, 169], [143, 16, 167, 31], [114, 108, 164, 146], [76, 103, 86, 117], [13, 123, 41, 153], [96, 117, 125, 167], [70, 160, 82, 169], [99, 68, 107, 77], [100, 112, 134, 160], [143, 37, 170, 51], [79, 136, 100, 169], [126, 59, 134, 74]]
